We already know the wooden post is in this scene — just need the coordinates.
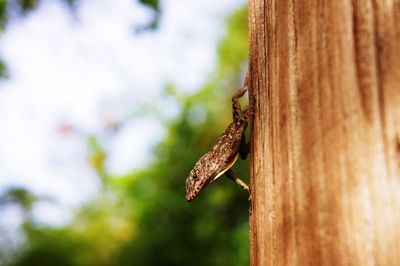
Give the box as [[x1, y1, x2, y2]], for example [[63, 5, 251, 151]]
[[248, 1, 400, 265]]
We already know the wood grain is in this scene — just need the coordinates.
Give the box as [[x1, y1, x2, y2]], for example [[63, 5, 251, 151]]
[[248, 1, 400, 265]]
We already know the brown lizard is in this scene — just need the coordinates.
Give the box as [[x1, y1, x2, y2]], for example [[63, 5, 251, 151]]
[[185, 81, 254, 202]]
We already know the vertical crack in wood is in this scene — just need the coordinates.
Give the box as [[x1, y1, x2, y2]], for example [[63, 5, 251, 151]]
[[287, 0, 300, 264]]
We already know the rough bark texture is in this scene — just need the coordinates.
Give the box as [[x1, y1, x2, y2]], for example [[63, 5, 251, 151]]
[[248, 1, 400, 265]]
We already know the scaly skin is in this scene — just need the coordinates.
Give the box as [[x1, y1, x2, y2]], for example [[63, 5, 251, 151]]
[[185, 85, 253, 202]]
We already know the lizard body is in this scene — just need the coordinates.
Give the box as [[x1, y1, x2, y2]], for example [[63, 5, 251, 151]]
[[185, 84, 254, 202]]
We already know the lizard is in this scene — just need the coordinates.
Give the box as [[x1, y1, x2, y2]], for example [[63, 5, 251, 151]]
[[185, 79, 255, 202]]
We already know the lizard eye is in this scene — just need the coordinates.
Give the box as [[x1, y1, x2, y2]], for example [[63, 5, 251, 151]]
[[192, 173, 198, 180]]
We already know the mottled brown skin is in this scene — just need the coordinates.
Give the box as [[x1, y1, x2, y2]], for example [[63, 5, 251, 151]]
[[185, 85, 253, 202]]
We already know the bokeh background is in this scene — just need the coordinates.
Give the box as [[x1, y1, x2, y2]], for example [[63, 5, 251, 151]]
[[0, 0, 250, 265]]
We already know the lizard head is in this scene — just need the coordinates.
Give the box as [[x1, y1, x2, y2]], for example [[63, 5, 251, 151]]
[[185, 169, 211, 202]]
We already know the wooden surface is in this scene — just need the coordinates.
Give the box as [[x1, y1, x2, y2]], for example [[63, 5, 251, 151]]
[[248, 1, 400, 265]]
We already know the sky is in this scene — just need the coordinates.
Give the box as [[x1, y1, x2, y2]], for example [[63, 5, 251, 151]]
[[0, 0, 245, 231]]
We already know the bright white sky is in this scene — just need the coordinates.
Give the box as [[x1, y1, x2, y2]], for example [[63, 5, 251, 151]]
[[0, 0, 245, 229]]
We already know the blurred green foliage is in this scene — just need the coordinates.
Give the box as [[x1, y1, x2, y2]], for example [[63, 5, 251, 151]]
[[0, 0, 6, 31], [139, 0, 159, 11], [19, 0, 40, 13], [137, 0, 160, 30], [0, 187, 37, 209], [0, 5, 249, 266], [0, 59, 7, 78]]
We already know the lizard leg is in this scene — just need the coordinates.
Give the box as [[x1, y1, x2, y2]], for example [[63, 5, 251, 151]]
[[225, 169, 249, 193], [232, 85, 248, 123]]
